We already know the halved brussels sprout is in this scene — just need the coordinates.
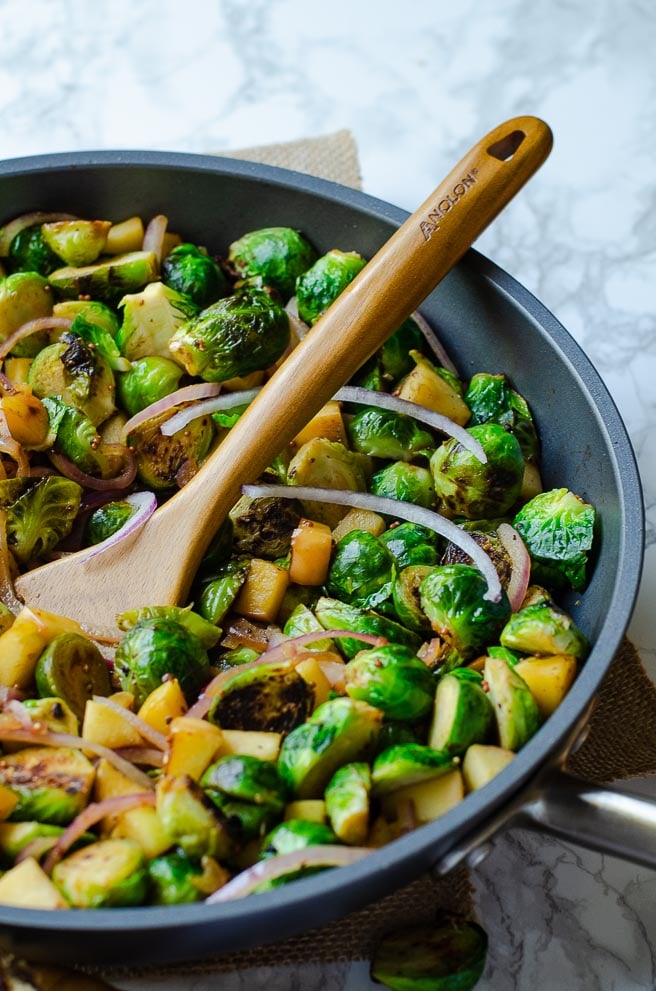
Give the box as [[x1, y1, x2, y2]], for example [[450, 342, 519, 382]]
[[392, 565, 435, 634], [513, 487, 596, 592], [229, 491, 302, 560], [29, 339, 116, 426], [430, 423, 524, 519], [371, 743, 455, 796], [324, 762, 371, 846], [499, 600, 589, 661], [128, 408, 214, 490], [8, 224, 60, 275], [53, 298, 120, 338], [483, 656, 541, 750], [43, 398, 115, 476], [420, 565, 511, 660], [116, 355, 184, 416], [380, 522, 441, 569], [52, 838, 148, 908], [260, 818, 338, 860], [441, 527, 512, 590], [208, 660, 313, 734], [84, 500, 134, 546], [6, 476, 82, 565], [465, 372, 538, 460], [41, 219, 111, 266], [114, 617, 210, 707], [0, 747, 94, 824], [117, 604, 221, 649], [48, 250, 158, 303], [201, 755, 288, 814], [296, 249, 366, 324], [315, 596, 422, 660], [0, 271, 53, 356], [370, 462, 436, 509], [287, 438, 371, 528], [428, 669, 495, 755], [34, 632, 112, 720], [228, 227, 317, 299], [370, 917, 488, 991], [156, 774, 233, 860], [282, 602, 333, 651], [117, 280, 198, 361], [347, 408, 435, 461], [198, 557, 251, 626], [161, 243, 228, 307], [345, 644, 435, 722], [20, 697, 79, 736], [204, 791, 277, 842], [148, 851, 209, 905], [326, 529, 396, 610]]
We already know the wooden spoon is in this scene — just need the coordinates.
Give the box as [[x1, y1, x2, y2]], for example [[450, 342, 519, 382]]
[[14, 116, 553, 634]]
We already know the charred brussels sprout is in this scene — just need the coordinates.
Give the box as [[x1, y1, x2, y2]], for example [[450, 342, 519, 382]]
[[29, 338, 116, 426], [370, 462, 436, 509], [345, 644, 435, 721], [296, 249, 366, 324], [380, 522, 441, 569], [348, 408, 434, 462], [260, 819, 338, 858], [371, 917, 488, 991], [114, 617, 210, 707], [84, 500, 134, 545], [315, 596, 422, 659], [128, 409, 214, 491], [48, 250, 158, 304], [392, 565, 435, 634], [35, 633, 112, 720], [441, 527, 512, 590], [156, 774, 232, 860], [278, 697, 382, 798], [513, 488, 596, 592], [117, 356, 184, 416], [230, 491, 302, 559], [228, 227, 317, 299], [326, 529, 396, 610], [324, 762, 371, 845], [430, 423, 524, 519], [0, 747, 94, 824], [201, 755, 288, 814], [6, 476, 82, 564], [43, 397, 115, 477], [161, 243, 228, 307], [465, 372, 539, 460], [500, 600, 589, 661], [169, 286, 290, 382], [208, 660, 313, 734], [420, 565, 511, 660], [52, 838, 148, 908], [8, 224, 60, 275]]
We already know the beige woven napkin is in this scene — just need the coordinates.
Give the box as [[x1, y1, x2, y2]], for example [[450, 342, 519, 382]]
[[27, 130, 653, 989]]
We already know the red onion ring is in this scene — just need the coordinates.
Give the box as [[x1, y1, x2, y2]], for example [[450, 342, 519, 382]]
[[48, 445, 137, 491], [0, 211, 77, 256], [43, 792, 156, 875], [243, 484, 503, 603], [120, 381, 222, 443], [497, 523, 531, 611], [334, 386, 486, 462], [160, 388, 261, 436], [79, 491, 157, 561], [0, 317, 73, 361], [0, 408, 30, 476], [113, 746, 165, 767], [285, 296, 311, 342], [142, 214, 168, 266], [90, 694, 168, 750], [410, 310, 458, 374], [206, 845, 372, 903]]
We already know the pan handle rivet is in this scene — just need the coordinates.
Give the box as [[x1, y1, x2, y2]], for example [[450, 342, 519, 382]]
[[465, 843, 494, 869]]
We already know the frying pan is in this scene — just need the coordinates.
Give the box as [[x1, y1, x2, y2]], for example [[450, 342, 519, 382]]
[[0, 150, 646, 966]]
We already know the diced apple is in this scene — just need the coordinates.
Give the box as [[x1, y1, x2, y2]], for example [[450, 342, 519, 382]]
[[104, 215, 144, 254], [295, 656, 333, 709], [233, 558, 289, 622], [290, 401, 347, 450], [331, 507, 386, 541], [463, 744, 515, 791], [138, 677, 188, 735], [219, 729, 282, 761], [0, 606, 84, 690], [284, 799, 327, 823], [514, 654, 577, 719], [397, 358, 470, 425], [0, 857, 69, 909], [82, 699, 144, 749], [165, 716, 224, 780], [289, 519, 333, 586], [0, 782, 18, 821], [381, 769, 464, 823]]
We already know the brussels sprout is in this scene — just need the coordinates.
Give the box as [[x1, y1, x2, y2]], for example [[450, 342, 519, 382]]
[[48, 250, 158, 303], [370, 917, 488, 991], [0, 747, 94, 824], [483, 656, 541, 750], [128, 409, 214, 491], [0, 271, 53, 356], [156, 774, 233, 860], [428, 670, 494, 755], [116, 280, 198, 361], [370, 462, 436, 509], [345, 645, 435, 722], [201, 755, 288, 813], [29, 339, 116, 426], [348, 408, 435, 462], [22, 697, 79, 736], [287, 438, 371, 528], [392, 565, 435, 634], [148, 851, 209, 905], [196, 515, 234, 581], [380, 522, 441, 569], [0, 821, 65, 864], [371, 744, 455, 796], [465, 372, 539, 460], [229, 491, 302, 559], [43, 398, 115, 477], [380, 317, 426, 381], [169, 287, 290, 382], [5, 476, 82, 564], [53, 298, 120, 337], [116, 355, 184, 416], [84, 500, 134, 545], [278, 697, 382, 798], [41, 219, 111, 266], [326, 529, 396, 610], [486, 644, 521, 666], [499, 600, 589, 661], [8, 224, 60, 275], [513, 488, 596, 592], [296, 249, 366, 324], [260, 818, 338, 859], [324, 762, 371, 845], [430, 423, 524, 519], [117, 604, 221, 649], [420, 565, 510, 660], [198, 557, 251, 625], [114, 617, 210, 707], [208, 660, 313, 734], [376, 722, 421, 753], [283, 602, 333, 651], [441, 527, 512, 589], [34, 632, 112, 720], [161, 242, 229, 307], [52, 838, 148, 908], [218, 646, 261, 668], [69, 314, 130, 373], [315, 596, 422, 659], [229, 227, 317, 299], [204, 791, 277, 842]]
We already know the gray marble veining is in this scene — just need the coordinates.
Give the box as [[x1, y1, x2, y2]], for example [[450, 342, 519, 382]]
[[1, 0, 656, 987]]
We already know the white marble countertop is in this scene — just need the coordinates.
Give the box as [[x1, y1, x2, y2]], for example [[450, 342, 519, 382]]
[[1, 0, 655, 987]]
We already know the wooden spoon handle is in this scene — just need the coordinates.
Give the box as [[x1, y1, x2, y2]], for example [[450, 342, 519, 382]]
[[152, 117, 553, 591]]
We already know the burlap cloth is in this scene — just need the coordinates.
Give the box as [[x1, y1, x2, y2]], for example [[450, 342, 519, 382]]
[[53, 131, 652, 987]]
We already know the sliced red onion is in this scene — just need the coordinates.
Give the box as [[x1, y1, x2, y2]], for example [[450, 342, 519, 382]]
[[243, 484, 503, 603], [142, 214, 168, 266], [285, 296, 311, 342], [206, 845, 372, 903], [15, 835, 60, 865], [3, 698, 33, 728], [0, 317, 73, 361], [0, 211, 77, 256], [114, 746, 165, 767], [48, 445, 137, 491], [410, 310, 458, 375], [316, 658, 347, 690], [160, 388, 261, 437], [0, 408, 30, 477], [90, 694, 168, 750], [186, 629, 386, 719], [43, 792, 156, 875], [334, 386, 485, 463], [497, 523, 531, 611], [120, 381, 222, 443], [79, 491, 157, 561]]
